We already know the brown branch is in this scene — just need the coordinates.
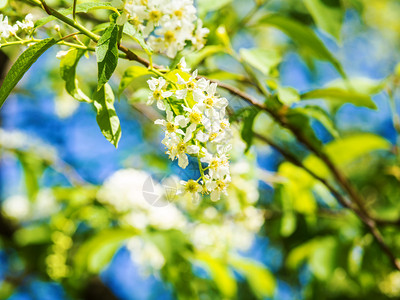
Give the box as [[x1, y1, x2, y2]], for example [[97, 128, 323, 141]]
[[254, 135, 400, 271], [35, 1, 400, 271]]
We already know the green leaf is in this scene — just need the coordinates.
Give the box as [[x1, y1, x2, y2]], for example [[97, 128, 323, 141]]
[[16, 152, 45, 201], [197, 0, 233, 16], [304, 133, 392, 178], [60, 48, 91, 102], [34, 2, 115, 28], [329, 77, 385, 95], [281, 212, 297, 237], [93, 83, 121, 148], [278, 162, 318, 215], [229, 255, 276, 298], [325, 133, 391, 166], [293, 106, 339, 138], [303, 0, 344, 40], [257, 14, 345, 77], [0, 38, 57, 108], [185, 45, 226, 68], [241, 108, 260, 152], [309, 237, 337, 280], [74, 228, 136, 274], [118, 66, 152, 95], [301, 87, 377, 109], [277, 86, 300, 105], [96, 23, 119, 90], [286, 109, 323, 151], [287, 237, 337, 280], [196, 252, 237, 298], [287, 239, 319, 269], [123, 23, 153, 54], [240, 48, 281, 76], [14, 225, 51, 246]]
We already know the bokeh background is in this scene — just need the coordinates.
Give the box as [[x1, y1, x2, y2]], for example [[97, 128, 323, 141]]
[[1, 0, 400, 299]]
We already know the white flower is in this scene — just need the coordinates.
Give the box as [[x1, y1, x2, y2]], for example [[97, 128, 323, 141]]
[[148, 63, 232, 202], [204, 175, 231, 202], [163, 134, 199, 168], [201, 151, 230, 179], [177, 57, 191, 73], [98, 168, 187, 230], [180, 104, 205, 136], [0, 14, 18, 39], [56, 50, 69, 59], [147, 77, 172, 110], [127, 237, 165, 272], [155, 108, 188, 136], [16, 14, 34, 31], [179, 179, 202, 203], [175, 69, 198, 99], [191, 19, 209, 50], [123, 0, 208, 57], [2, 195, 30, 221]]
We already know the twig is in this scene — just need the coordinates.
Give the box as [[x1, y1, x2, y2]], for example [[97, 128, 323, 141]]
[[35, 0, 400, 271], [254, 134, 400, 271]]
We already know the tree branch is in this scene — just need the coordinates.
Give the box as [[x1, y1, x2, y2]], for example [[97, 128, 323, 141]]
[[34, 0, 400, 271]]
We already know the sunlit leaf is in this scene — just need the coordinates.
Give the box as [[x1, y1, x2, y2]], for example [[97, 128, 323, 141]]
[[304, 0, 344, 40], [240, 48, 281, 75], [16, 152, 45, 201], [286, 108, 323, 151], [281, 212, 297, 237], [74, 228, 136, 274], [304, 133, 392, 178], [279, 162, 318, 215], [118, 66, 152, 95], [229, 255, 276, 298], [96, 23, 119, 90], [0, 38, 57, 108], [60, 48, 91, 102], [301, 87, 376, 109], [243, 108, 260, 152], [293, 106, 339, 138], [185, 45, 226, 67], [257, 14, 345, 77], [196, 252, 237, 298], [197, 0, 233, 16], [309, 237, 337, 280], [14, 224, 51, 246], [93, 83, 121, 148], [277, 86, 300, 105], [123, 23, 153, 54]]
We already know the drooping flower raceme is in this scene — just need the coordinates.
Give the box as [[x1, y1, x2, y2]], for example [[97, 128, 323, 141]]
[[123, 0, 209, 57], [148, 59, 232, 202]]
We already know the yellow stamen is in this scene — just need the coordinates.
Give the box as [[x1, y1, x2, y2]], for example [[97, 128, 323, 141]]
[[166, 122, 176, 133], [149, 10, 162, 22], [186, 180, 199, 193], [189, 111, 202, 124]]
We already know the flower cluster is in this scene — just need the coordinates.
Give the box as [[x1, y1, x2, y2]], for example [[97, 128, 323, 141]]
[[97, 169, 186, 230], [97, 168, 186, 272], [0, 14, 34, 40], [148, 59, 233, 202], [123, 0, 209, 57]]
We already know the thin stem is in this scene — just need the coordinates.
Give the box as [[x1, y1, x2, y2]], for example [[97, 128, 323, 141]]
[[73, 0, 77, 21], [0, 38, 40, 48], [58, 41, 95, 51], [40, 0, 100, 43], [254, 132, 400, 271]]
